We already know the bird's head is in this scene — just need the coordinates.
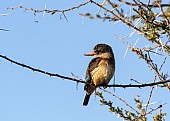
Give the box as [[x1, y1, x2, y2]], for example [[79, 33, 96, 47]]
[[84, 44, 114, 59]]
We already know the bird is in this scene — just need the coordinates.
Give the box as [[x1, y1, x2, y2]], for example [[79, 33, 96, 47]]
[[83, 44, 115, 106]]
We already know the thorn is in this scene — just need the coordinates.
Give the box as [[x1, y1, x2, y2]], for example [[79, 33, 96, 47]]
[[34, 14, 38, 23], [19, 3, 22, 7], [144, 44, 150, 48], [43, 4, 47, 18], [134, 18, 142, 28], [142, 101, 160, 106], [155, 85, 158, 90], [0, 13, 13, 16], [128, 30, 136, 37], [155, 48, 158, 56], [133, 38, 139, 48], [76, 82, 79, 90], [123, 47, 129, 59], [62, 12, 68, 22], [97, 0, 106, 14]]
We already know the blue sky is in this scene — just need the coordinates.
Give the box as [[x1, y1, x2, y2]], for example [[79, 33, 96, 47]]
[[1, 0, 169, 121]]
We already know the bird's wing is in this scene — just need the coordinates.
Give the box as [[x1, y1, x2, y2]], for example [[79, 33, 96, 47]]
[[85, 57, 101, 83]]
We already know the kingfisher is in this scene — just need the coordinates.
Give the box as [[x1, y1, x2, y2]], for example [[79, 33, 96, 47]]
[[83, 44, 115, 106]]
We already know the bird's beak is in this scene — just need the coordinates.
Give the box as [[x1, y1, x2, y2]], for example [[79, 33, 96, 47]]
[[84, 51, 95, 56]]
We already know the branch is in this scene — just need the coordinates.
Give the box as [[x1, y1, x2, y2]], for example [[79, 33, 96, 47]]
[[0, 29, 10, 31], [99, 87, 139, 114], [90, 0, 146, 36], [117, 0, 170, 7], [0, 54, 85, 84], [145, 75, 157, 113], [106, 80, 170, 88], [8, 1, 90, 15], [0, 54, 170, 88]]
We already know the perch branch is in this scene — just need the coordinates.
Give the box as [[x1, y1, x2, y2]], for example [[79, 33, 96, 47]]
[[0, 54, 85, 84], [0, 54, 170, 88]]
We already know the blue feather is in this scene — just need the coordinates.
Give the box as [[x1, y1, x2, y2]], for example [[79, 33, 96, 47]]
[[85, 76, 91, 82]]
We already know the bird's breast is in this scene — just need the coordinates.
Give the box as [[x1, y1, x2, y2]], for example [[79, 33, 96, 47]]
[[91, 60, 115, 86]]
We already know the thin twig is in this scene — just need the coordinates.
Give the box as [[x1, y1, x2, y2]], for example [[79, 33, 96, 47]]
[[0, 29, 10, 31], [156, 1, 170, 25], [145, 75, 157, 113], [90, 0, 146, 36], [8, 1, 90, 15], [146, 104, 166, 115], [159, 57, 167, 71], [99, 87, 139, 114], [117, 0, 170, 7]]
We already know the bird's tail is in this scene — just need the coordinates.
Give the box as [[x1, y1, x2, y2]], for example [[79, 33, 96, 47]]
[[83, 93, 91, 106]]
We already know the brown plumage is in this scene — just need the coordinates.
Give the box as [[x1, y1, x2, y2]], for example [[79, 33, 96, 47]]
[[83, 44, 115, 106]]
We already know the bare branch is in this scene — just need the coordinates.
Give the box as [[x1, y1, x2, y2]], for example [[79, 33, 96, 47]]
[[0, 54, 170, 88], [0, 29, 10, 31], [106, 80, 170, 88], [99, 87, 139, 114], [0, 54, 85, 84], [8, 1, 90, 15], [145, 75, 157, 114], [90, 0, 146, 36], [117, 0, 170, 7]]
